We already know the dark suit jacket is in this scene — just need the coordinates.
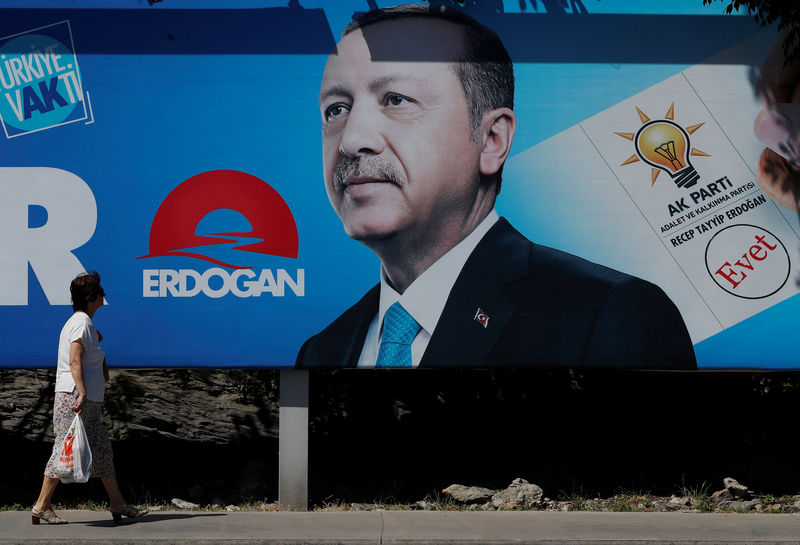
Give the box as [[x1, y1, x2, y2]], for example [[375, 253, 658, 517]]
[[296, 218, 697, 369]]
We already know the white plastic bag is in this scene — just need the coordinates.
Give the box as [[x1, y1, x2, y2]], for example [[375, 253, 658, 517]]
[[55, 414, 93, 483]]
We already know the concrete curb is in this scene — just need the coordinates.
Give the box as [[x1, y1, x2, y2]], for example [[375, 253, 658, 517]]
[[2, 510, 800, 544]]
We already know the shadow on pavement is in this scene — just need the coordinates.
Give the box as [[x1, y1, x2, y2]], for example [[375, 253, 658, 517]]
[[84, 512, 226, 527]]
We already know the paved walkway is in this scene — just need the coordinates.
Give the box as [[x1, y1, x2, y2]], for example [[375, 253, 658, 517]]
[[2, 510, 800, 544]]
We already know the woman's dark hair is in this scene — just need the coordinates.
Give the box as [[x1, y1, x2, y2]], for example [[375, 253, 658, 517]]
[[70, 271, 104, 313]]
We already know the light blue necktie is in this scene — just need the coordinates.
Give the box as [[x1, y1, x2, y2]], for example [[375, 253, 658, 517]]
[[375, 302, 420, 368]]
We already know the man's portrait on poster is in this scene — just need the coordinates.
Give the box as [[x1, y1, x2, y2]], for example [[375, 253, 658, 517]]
[[296, 3, 697, 370]]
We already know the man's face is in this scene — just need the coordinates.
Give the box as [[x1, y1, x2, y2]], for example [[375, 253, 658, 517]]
[[319, 18, 484, 250]]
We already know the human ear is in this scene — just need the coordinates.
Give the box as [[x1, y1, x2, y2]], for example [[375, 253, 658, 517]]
[[479, 108, 516, 177]]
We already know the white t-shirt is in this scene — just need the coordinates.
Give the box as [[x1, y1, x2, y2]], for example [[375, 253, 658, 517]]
[[55, 311, 106, 402]]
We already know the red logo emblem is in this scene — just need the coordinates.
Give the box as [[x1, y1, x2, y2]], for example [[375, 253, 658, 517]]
[[139, 170, 298, 269]]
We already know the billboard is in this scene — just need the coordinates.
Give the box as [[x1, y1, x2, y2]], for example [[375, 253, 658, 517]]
[[0, 0, 797, 369]]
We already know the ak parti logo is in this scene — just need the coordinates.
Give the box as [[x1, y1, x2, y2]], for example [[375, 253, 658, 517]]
[[139, 170, 305, 298], [615, 102, 710, 189]]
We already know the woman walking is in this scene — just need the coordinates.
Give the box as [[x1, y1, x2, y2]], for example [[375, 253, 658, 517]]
[[31, 272, 147, 524]]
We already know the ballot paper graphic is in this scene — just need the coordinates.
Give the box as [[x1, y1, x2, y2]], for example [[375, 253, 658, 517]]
[[503, 31, 800, 346]]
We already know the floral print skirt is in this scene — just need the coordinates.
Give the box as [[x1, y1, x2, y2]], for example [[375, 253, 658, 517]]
[[44, 389, 116, 479]]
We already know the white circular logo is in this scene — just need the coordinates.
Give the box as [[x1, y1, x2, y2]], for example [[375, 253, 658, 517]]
[[705, 224, 790, 299]]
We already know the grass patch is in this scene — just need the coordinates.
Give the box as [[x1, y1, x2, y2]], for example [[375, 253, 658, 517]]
[[310, 490, 480, 512], [607, 493, 652, 512], [761, 494, 795, 505], [607, 495, 633, 512], [51, 500, 110, 511], [679, 480, 711, 499], [419, 490, 471, 511], [694, 495, 715, 512], [558, 487, 594, 511], [679, 479, 714, 512], [570, 496, 589, 511]]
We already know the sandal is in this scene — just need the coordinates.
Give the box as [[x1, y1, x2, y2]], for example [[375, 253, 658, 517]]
[[31, 506, 68, 525], [109, 504, 148, 523]]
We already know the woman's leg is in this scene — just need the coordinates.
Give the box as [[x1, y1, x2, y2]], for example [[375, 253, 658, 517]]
[[103, 476, 148, 520], [79, 399, 120, 504], [37, 391, 77, 512], [33, 476, 59, 511], [81, 400, 145, 517], [100, 476, 127, 507]]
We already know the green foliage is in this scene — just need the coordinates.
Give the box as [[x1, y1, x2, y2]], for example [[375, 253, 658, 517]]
[[703, 1, 800, 64], [607, 493, 652, 512], [421, 490, 471, 511], [222, 370, 279, 405], [679, 479, 714, 512], [694, 495, 716, 512], [762, 494, 796, 504], [52, 499, 110, 511], [558, 487, 593, 511], [679, 479, 711, 499], [569, 495, 588, 511], [607, 495, 634, 512]]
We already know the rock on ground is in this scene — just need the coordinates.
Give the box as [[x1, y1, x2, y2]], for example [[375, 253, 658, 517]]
[[719, 500, 757, 511], [711, 489, 733, 503], [723, 477, 752, 499], [442, 484, 495, 504], [171, 498, 199, 509], [491, 478, 544, 509], [668, 495, 691, 508], [349, 503, 377, 511]]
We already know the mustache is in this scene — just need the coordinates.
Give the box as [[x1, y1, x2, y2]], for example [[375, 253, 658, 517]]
[[333, 156, 402, 187]]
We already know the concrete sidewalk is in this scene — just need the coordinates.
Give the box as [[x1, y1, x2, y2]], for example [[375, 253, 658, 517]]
[[1, 510, 800, 544]]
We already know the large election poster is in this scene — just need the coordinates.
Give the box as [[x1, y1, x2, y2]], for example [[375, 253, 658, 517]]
[[0, 0, 797, 369]]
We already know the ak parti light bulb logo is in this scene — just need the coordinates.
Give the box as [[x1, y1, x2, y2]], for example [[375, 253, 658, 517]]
[[615, 102, 710, 189]]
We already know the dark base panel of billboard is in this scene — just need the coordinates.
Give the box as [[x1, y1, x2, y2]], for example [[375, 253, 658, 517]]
[[2, 368, 799, 506], [308, 369, 800, 503], [0, 437, 279, 507]]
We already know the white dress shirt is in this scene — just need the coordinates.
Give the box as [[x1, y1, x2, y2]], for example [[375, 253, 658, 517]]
[[357, 210, 500, 368]]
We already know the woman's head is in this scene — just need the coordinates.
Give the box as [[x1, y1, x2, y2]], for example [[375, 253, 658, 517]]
[[70, 272, 104, 313]]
